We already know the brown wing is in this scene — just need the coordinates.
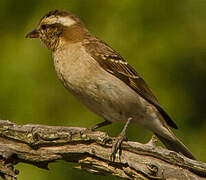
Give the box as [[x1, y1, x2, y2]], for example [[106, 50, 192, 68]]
[[83, 37, 178, 129]]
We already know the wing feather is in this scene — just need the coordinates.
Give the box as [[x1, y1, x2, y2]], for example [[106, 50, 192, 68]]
[[83, 37, 178, 129]]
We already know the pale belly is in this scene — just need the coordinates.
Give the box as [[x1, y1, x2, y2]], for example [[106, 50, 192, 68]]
[[53, 43, 161, 130]]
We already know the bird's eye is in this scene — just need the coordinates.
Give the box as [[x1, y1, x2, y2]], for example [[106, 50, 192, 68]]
[[41, 24, 46, 30]]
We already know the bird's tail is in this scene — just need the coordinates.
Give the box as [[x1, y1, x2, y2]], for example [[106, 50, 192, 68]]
[[154, 133, 196, 160]]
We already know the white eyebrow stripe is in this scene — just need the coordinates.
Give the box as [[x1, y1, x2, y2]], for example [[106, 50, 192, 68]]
[[56, 16, 76, 26], [45, 16, 76, 26]]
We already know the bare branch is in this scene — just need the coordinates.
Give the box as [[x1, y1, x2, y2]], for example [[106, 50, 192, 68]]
[[0, 120, 205, 179]]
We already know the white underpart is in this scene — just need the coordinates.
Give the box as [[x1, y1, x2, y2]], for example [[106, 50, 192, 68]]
[[45, 15, 76, 26]]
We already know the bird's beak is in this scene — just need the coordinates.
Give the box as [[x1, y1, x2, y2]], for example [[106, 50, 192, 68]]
[[26, 29, 40, 38]]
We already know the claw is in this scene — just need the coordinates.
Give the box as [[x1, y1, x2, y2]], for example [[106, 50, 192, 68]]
[[146, 134, 158, 148], [79, 128, 92, 138], [110, 118, 132, 161], [110, 133, 126, 161]]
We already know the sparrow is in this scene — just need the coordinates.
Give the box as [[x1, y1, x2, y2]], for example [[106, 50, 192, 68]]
[[26, 9, 195, 160]]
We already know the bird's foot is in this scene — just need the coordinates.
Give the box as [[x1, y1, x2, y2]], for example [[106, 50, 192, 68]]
[[110, 132, 127, 162], [110, 118, 132, 161], [146, 134, 158, 148], [80, 120, 112, 137], [79, 128, 93, 138]]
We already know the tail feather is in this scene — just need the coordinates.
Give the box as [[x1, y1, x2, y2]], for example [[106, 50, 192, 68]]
[[155, 133, 196, 160]]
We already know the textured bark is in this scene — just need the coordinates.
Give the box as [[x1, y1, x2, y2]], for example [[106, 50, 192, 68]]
[[0, 120, 205, 180]]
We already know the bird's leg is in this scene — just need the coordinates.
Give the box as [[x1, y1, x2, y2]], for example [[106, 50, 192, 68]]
[[80, 120, 112, 137], [110, 117, 132, 161], [90, 119, 112, 131]]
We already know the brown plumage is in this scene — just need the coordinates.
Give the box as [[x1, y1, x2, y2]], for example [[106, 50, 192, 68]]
[[26, 9, 195, 160], [83, 37, 178, 129]]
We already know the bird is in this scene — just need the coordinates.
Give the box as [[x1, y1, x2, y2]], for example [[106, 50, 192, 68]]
[[26, 9, 195, 160]]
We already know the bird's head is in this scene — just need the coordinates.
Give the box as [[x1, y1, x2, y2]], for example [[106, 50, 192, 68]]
[[26, 9, 89, 51]]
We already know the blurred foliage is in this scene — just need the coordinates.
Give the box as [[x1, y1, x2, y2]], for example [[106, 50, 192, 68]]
[[0, 0, 206, 179]]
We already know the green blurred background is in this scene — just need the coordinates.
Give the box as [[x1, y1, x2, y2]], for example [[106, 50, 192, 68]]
[[0, 0, 206, 179]]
